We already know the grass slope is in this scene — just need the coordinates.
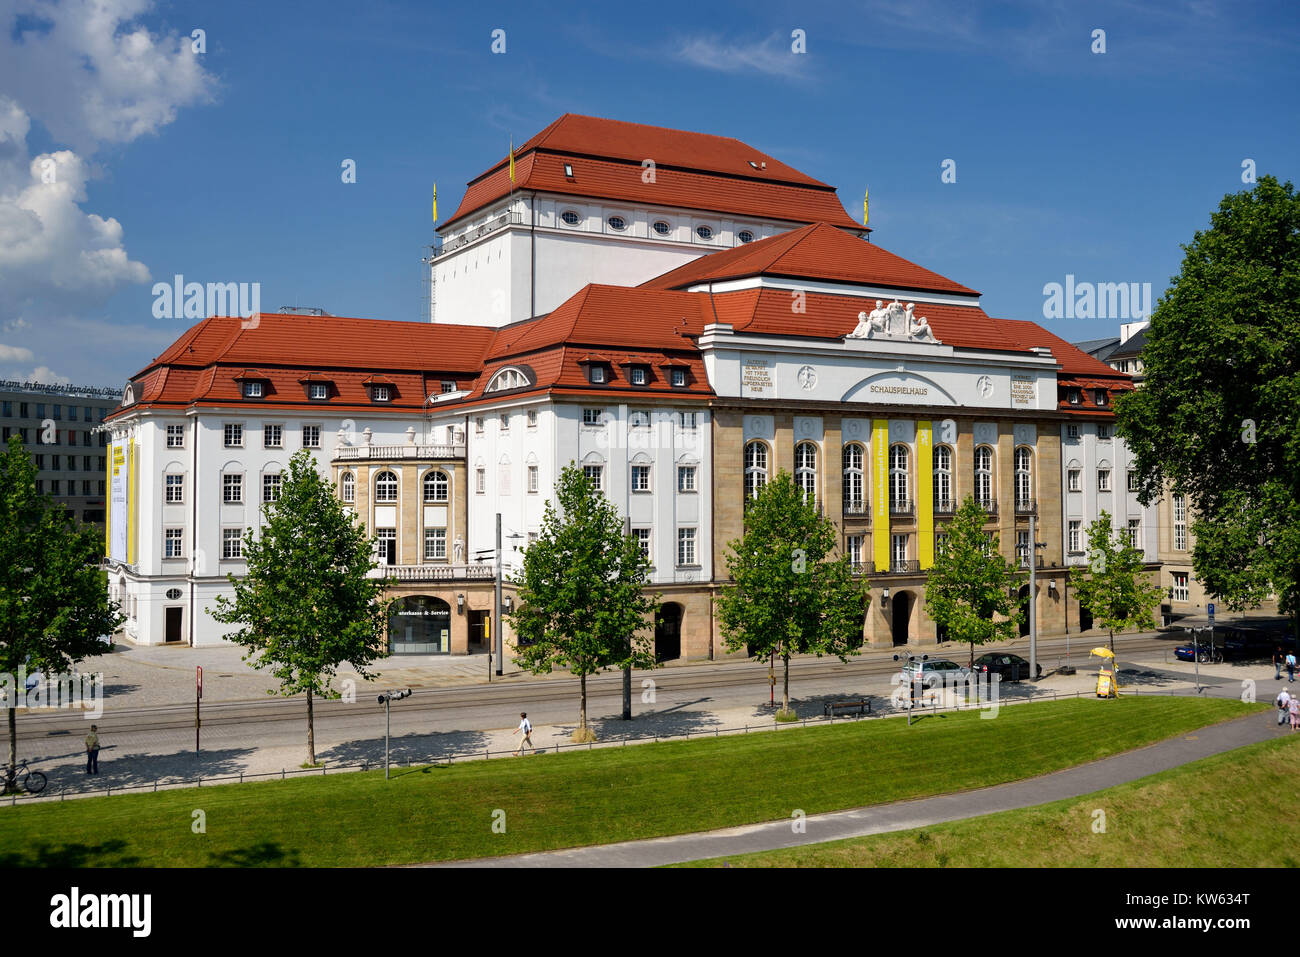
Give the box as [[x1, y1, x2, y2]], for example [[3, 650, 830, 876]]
[[0, 697, 1256, 867], [680, 730, 1300, 868]]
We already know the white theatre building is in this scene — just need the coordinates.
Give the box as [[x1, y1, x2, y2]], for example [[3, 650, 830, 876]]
[[107, 113, 1192, 655]]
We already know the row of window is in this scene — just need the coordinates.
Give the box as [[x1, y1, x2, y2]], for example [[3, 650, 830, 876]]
[[558, 209, 755, 245], [583, 364, 690, 388], [202, 424, 322, 450], [34, 479, 104, 497], [236, 381, 457, 403], [746, 441, 1036, 510], [1, 402, 109, 421], [1067, 468, 1139, 492], [1067, 519, 1144, 553], [473, 409, 702, 432], [2, 426, 105, 447], [163, 527, 247, 560], [32, 454, 105, 472], [1065, 424, 1112, 440], [629, 527, 699, 567], [338, 469, 450, 504]]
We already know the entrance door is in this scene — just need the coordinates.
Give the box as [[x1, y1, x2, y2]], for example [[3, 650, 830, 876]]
[[165, 607, 183, 643], [1080, 604, 1093, 631], [468, 610, 487, 652], [892, 592, 912, 646], [1018, 585, 1031, 637], [655, 603, 682, 662]]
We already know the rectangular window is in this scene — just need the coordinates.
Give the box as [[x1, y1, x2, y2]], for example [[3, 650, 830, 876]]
[[223, 473, 243, 503], [165, 474, 184, 503], [83, 430, 91, 447], [1016, 531, 1030, 568], [54, 405, 63, 420], [1127, 471, 1139, 492], [263, 473, 282, 503], [1067, 469, 1081, 492], [1069, 520, 1082, 553], [590, 365, 606, 384], [630, 367, 647, 386], [527, 410, 538, 429], [1173, 494, 1187, 550], [475, 417, 484, 434], [440, 380, 456, 394], [424, 528, 447, 561], [1097, 425, 1111, 440], [1, 402, 9, 416], [631, 464, 651, 492], [164, 527, 184, 559], [243, 381, 263, 398], [678, 465, 697, 492], [35, 404, 44, 418], [34, 480, 43, 494], [527, 532, 538, 548], [98, 480, 105, 495], [677, 527, 697, 566], [302, 425, 321, 448], [671, 368, 687, 388], [18, 403, 27, 417], [633, 528, 651, 561], [52, 455, 60, 471], [499, 413, 509, 432], [222, 528, 244, 560], [1173, 572, 1189, 603], [583, 464, 603, 490], [1068, 389, 1080, 405], [475, 468, 486, 494], [935, 532, 949, 557], [264, 425, 283, 448], [847, 534, 863, 565], [1095, 390, 1107, 406], [309, 382, 330, 400], [582, 408, 603, 426], [375, 528, 396, 565], [224, 423, 243, 447], [679, 411, 698, 430], [527, 464, 539, 493], [1127, 519, 1141, 548], [1066, 425, 1079, 440], [34, 455, 44, 470], [1098, 469, 1111, 491], [892, 534, 908, 569], [372, 385, 390, 402]]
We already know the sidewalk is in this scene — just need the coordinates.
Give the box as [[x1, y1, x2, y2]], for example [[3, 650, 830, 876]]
[[435, 709, 1288, 868]]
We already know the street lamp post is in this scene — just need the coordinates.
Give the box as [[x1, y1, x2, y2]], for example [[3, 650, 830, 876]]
[[893, 653, 929, 726], [377, 689, 411, 780]]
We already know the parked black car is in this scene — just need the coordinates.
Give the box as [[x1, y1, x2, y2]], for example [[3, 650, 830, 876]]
[[972, 652, 1042, 681]]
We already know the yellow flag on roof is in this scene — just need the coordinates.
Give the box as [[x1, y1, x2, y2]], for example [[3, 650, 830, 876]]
[[863, 187, 869, 225], [431, 182, 437, 223], [508, 137, 516, 184]]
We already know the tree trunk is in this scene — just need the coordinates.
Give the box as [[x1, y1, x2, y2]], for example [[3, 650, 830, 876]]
[[5, 707, 14, 793], [782, 647, 790, 712], [306, 686, 315, 765], [1109, 628, 1115, 655], [580, 673, 588, 730]]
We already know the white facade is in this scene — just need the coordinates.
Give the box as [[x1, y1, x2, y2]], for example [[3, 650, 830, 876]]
[[432, 194, 804, 327], [1060, 424, 1158, 565]]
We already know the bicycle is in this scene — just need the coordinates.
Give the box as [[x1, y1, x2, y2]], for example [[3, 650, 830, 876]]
[[3, 759, 47, 795]]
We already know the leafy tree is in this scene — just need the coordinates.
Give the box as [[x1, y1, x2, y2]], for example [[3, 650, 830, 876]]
[[0, 435, 122, 790], [1070, 512, 1164, 653], [924, 496, 1024, 669], [717, 471, 865, 714], [1115, 175, 1300, 638], [210, 449, 390, 764], [508, 464, 659, 739]]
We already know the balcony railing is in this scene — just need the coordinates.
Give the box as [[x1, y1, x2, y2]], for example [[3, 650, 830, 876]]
[[933, 497, 955, 514], [430, 212, 524, 257], [842, 495, 869, 517], [976, 498, 998, 517], [884, 559, 922, 575], [1015, 497, 1037, 515], [372, 563, 500, 581], [334, 444, 465, 461], [1016, 554, 1046, 569], [889, 499, 914, 516], [849, 560, 875, 576]]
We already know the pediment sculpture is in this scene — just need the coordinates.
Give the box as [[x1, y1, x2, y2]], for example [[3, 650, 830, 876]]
[[847, 299, 941, 344]]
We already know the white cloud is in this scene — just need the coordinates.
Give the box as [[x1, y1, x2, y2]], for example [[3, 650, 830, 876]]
[[674, 33, 811, 79], [0, 344, 35, 362]]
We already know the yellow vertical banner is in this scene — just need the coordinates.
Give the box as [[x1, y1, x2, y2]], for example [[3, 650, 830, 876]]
[[918, 421, 933, 569], [127, 440, 137, 564], [104, 449, 112, 556], [872, 419, 889, 572]]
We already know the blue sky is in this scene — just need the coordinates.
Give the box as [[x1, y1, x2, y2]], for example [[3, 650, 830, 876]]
[[2, 0, 1297, 386]]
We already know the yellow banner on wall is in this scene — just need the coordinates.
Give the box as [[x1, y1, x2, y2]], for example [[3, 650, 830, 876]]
[[918, 421, 933, 569], [127, 440, 137, 565], [872, 419, 889, 572]]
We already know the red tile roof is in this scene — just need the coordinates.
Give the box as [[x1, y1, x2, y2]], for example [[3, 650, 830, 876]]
[[988, 318, 1135, 379], [640, 222, 979, 296], [443, 114, 860, 230]]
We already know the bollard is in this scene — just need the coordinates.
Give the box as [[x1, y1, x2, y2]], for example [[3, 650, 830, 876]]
[[154, 780, 158, 792], [282, 768, 285, 780], [240, 772, 244, 784]]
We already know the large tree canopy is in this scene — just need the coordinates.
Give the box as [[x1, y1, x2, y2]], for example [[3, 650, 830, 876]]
[[1115, 175, 1300, 622]]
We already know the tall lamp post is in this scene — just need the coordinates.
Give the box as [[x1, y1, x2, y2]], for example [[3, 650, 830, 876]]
[[893, 652, 929, 726]]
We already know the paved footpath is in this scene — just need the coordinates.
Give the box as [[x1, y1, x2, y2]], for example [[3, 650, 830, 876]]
[[435, 709, 1291, 868]]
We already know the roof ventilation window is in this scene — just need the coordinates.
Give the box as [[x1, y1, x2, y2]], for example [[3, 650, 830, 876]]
[[737, 230, 755, 244], [607, 216, 627, 231], [695, 225, 714, 241], [563, 163, 574, 178], [652, 221, 671, 236], [561, 210, 580, 226]]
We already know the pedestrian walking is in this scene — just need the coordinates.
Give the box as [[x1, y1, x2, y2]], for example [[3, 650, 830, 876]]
[[512, 712, 534, 756], [1288, 652, 1297, 683], [1289, 694, 1299, 731], [1275, 647, 1284, 680], [1277, 689, 1292, 726], [85, 724, 100, 775]]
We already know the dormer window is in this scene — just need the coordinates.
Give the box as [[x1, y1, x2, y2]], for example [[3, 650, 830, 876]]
[[440, 380, 456, 394], [629, 366, 648, 386], [671, 368, 687, 388], [485, 367, 530, 393], [243, 381, 263, 398], [590, 365, 606, 384], [1094, 389, 1107, 406], [372, 385, 391, 402], [1068, 388, 1081, 405], [309, 383, 329, 400], [563, 163, 574, 179]]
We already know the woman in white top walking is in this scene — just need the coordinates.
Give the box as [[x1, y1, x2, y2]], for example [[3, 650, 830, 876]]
[[513, 712, 534, 756]]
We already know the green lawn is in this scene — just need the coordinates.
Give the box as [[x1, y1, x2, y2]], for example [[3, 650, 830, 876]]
[[679, 728, 1300, 868], [0, 696, 1258, 867]]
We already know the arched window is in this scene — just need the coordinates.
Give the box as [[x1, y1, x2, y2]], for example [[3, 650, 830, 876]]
[[744, 441, 768, 501], [795, 442, 817, 504], [374, 470, 398, 503], [340, 472, 355, 503], [934, 445, 952, 511], [423, 469, 448, 503], [975, 447, 994, 507], [1014, 447, 1033, 510], [889, 444, 909, 511], [842, 443, 865, 514]]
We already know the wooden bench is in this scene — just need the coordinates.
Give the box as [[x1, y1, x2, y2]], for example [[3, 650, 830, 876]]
[[824, 698, 871, 717]]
